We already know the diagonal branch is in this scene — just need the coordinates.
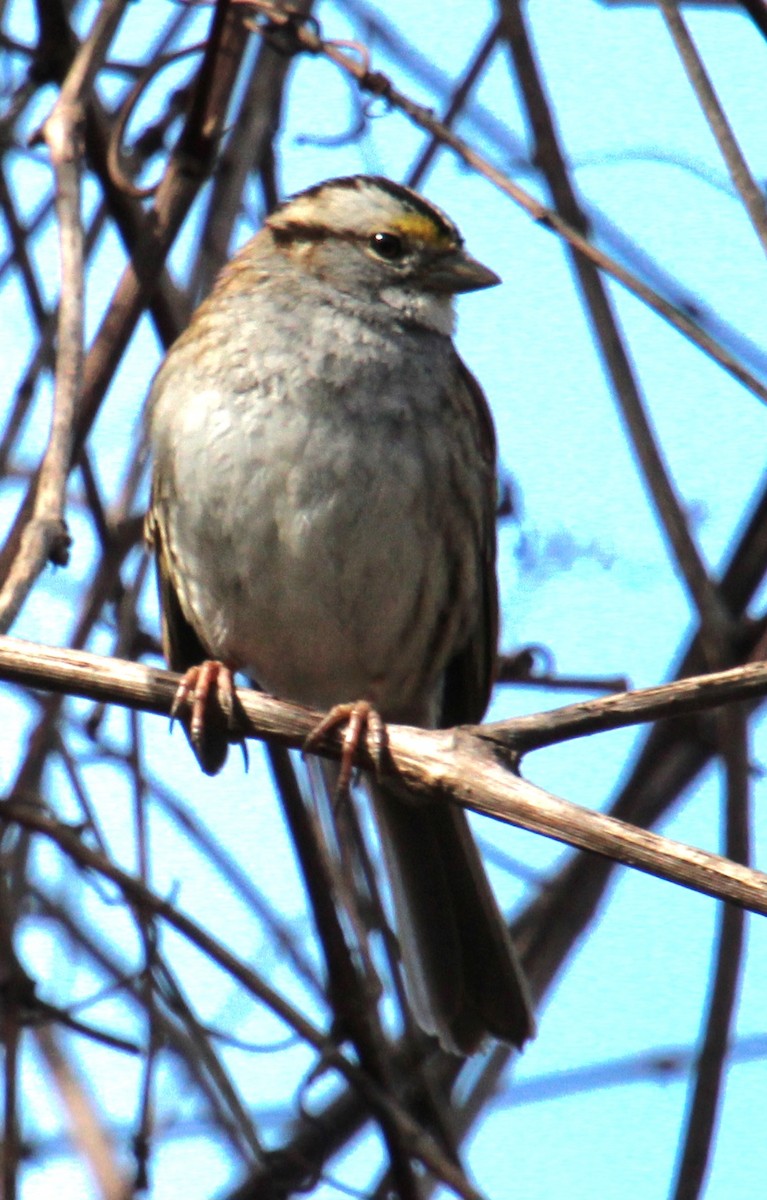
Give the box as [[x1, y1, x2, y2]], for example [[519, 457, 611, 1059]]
[[34, 1025, 128, 1200], [0, 0, 250, 613], [476, 658, 767, 751], [658, 0, 767, 261], [0, 85, 84, 630], [266, 745, 422, 1200], [497, 0, 732, 657]]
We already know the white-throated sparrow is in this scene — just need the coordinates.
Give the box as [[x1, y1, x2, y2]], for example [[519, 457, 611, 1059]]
[[146, 175, 534, 1053]]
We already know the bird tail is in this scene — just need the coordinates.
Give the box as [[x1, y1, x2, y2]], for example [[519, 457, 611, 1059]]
[[368, 778, 535, 1055]]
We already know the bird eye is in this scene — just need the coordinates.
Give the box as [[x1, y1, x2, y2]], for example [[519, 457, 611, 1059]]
[[369, 231, 405, 261]]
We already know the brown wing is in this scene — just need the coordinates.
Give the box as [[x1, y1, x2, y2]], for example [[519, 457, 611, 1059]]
[[146, 499, 232, 775], [145, 500, 209, 675], [439, 353, 499, 728], [381, 359, 533, 1051]]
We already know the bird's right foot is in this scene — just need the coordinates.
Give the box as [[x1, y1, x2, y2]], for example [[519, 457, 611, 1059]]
[[171, 660, 246, 775]]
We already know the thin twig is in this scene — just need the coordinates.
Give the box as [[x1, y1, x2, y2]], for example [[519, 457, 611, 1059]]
[[671, 705, 750, 1199], [188, 0, 317, 300], [477, 659, 767, 751], [34, 1025, 128, 1200], [496, 648, 629, 693], [148, 777, 323, 997], [33, 886, 263, 1162], [267, 746, 422, 1200], [406, 17, 501, 188], [0, 0, 248, 603], [0, 98, 82, 629], [128, 711, 158, 1193], [2, 999, 20, 1200], [658, 0, 767, 261], [0, 0, 129, 631]]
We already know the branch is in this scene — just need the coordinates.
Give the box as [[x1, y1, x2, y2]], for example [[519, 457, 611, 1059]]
[[476, 659, 767, 750], [0, 0, 249, 612], [0, 95, 83, 630], [2, 635, 767, 918], [266, 744, 422, 1200], [671, 705, 751, 1199], [0, 0, 130, 632], [34, 1026, 128, 1200], [658, 0, 767, 262], [498, 0, 732, 657], [31, 883, 261, 1162], [188, 0, 317, 299]]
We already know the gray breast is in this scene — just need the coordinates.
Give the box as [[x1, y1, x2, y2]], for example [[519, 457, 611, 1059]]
[[150, 296, 481, 719]]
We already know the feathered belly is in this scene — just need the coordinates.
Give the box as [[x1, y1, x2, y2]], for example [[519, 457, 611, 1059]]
[[169, 407, 464, 719]]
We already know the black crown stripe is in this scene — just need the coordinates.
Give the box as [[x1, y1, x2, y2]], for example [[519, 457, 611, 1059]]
[[273, 175, 457, 242]]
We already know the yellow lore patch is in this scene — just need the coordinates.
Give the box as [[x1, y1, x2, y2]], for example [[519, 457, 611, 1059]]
[[392, 211, 453, 247]]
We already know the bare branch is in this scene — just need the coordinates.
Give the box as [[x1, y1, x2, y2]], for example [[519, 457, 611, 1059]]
[[672, 706, 751, 1199], [477, 659, 767, 750], [2, 635, 767, 917], [0, 0, 250, 611], [498, 0, 733, 660], [0, 0, 130, 631], [266, 745, 422, 1200], [0, 99, 83, 629], [34, 1026, 129, 1200], [658, 0, 767, 261]]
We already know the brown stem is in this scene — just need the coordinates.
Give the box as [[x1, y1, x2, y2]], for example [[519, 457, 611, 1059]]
[[0, 96, 83, 629], [35, 1025, 128, 1200], [189, 0, 317, 300], [0, 0, 131, 632], [407, 17, 501, 188], [478, 659, 767, 751], [0, 0, 249, 611], [33, 884, 262, 1161], [671, 706, 750, 1199], [498, 0, 732, 659]]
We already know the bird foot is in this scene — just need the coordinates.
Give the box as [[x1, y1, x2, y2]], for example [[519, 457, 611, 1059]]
[[304, 700, 387, 798], [171, 660, 247, 775]]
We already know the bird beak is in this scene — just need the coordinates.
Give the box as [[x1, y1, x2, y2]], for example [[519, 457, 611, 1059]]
[[425, 247, 501, 294]]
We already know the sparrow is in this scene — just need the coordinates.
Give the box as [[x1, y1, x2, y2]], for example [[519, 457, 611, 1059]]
[[146, 175, 534, 1053]]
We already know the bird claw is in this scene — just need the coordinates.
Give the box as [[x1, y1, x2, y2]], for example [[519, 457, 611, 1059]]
[[304, 700, 387, 798], [170, 661, 248, 773]]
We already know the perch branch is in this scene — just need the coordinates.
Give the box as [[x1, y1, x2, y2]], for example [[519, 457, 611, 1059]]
[[1, 635, 767, 917]]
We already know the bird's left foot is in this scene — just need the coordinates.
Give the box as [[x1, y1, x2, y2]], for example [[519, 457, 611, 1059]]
[[304, 700, 387, 797]]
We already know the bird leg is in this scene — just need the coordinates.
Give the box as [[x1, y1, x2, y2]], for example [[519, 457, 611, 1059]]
[[304, 700, 387, 799]]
